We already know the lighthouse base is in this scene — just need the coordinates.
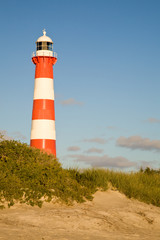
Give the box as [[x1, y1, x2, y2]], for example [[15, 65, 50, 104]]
[[30, 139, 56, 157]]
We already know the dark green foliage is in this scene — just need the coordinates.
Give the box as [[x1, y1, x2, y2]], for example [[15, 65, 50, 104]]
[[140, 167, 160, 175], [69, 168, 108, 195], [0, 140, 98, 207]]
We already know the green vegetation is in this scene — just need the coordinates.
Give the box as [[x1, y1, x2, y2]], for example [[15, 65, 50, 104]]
[[70, 168, 160, 207], [0, 138, 160, 209]]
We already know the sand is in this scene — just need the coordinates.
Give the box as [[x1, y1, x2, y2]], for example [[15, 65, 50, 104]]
[[0, 190, 160, 240]]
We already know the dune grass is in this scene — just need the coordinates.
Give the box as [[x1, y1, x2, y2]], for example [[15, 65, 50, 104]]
[[76, 168, 160, 207], [0, 139, 160, 208]]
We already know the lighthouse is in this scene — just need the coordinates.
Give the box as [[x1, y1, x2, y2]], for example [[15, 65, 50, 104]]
[[30, 30, 57, 156]]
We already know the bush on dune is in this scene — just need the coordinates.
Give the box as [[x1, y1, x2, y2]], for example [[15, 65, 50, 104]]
[[0, 140, 96, 208]]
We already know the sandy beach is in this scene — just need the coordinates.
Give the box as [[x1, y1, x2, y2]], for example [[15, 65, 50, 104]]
[[0, 190, 160, 240]]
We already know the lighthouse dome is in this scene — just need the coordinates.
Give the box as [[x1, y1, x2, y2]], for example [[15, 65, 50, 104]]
[[36, 29, 53, 57], [36, 29, 53, 43]]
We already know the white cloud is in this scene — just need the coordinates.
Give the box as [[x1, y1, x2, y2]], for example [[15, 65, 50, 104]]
[[117, 135, 160, 151], [107, 126, 117, 130], [67, 146, 81, 151], [83, 138, 107, 144], [59, 98, 83, 106], [85, 148, 103, 153], [69, 154, 136, 168], [146, 118, 160, 123]]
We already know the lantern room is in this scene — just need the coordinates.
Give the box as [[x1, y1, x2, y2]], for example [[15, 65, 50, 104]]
[[36, 29, 53, 57]]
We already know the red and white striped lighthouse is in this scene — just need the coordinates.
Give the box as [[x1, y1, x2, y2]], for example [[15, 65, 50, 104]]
[[30, 30, 57, 156]]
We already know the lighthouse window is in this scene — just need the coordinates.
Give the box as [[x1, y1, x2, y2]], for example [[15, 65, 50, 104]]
[[47, 42, 53, 51], [43, 42, 48, 50], [36, 42, 53, 51], [36, 42, 42, 51]]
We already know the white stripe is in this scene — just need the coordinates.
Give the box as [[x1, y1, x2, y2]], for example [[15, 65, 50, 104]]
[[33, 78, 54, 100], [30, 119, 56, 140]]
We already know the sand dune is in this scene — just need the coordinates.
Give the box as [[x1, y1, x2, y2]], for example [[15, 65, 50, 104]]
[[0, 190, 160, 240]]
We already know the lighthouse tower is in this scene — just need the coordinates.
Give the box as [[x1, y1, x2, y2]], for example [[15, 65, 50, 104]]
[[30, 30, 57, 156]]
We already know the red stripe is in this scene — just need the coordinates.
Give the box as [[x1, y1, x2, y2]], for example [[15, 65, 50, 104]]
[[32, 99, 55, 120], [30, 139, 56, 156], [32, 56, 57, 78]]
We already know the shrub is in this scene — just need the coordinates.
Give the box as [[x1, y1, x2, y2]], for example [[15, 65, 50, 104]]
[[0, 140, 93, 207]]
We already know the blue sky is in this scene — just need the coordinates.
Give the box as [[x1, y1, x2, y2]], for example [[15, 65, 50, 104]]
[[0, 0, 160, 170]]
